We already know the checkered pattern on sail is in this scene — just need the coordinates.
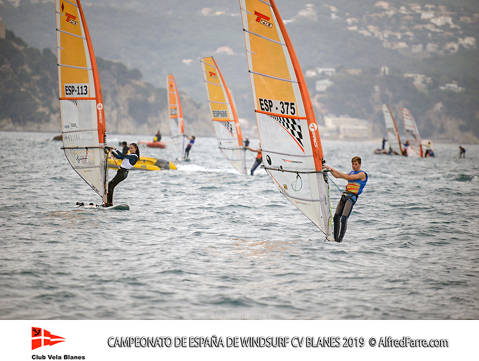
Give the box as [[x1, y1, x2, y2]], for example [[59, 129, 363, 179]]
[[223, 121, 233, 136], [271, 115, 303, 147]]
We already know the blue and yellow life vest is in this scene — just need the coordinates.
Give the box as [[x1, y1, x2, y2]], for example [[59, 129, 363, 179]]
[[345, 170, 368, 196]]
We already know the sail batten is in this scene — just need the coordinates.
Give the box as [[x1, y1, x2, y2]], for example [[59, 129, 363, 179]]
[[201, 56, 247, 175], [239, 0, 331, 237], [56, 0, 107, 201]]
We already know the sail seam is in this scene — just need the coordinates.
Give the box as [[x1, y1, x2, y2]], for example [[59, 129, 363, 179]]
[[62, 128, 98, 134], [261, 149, 311, 158], [56, 28, 85, 39], [204, 80, 222, 87], [243, 28, 283, 46], [63, 0, 78, 8], [249, 70, 295, 83], [58, 63, 91, 70]]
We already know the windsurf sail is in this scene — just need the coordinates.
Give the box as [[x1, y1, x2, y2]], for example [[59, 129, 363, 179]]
[[239, 0, 331, 237], [56, 0, 108, 201], [382, 104, 403, 155], [167, 74, 185, 160], [200, 56, 247, 175], [401, 107, 423, 157]]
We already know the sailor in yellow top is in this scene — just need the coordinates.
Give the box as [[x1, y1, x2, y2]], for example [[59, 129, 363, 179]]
[[326, 156, 368, 242]]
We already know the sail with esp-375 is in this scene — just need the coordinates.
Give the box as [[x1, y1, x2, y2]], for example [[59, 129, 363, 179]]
[[200, 56, 247, 175], [56, 0, 108, 202], [239, 0, 332, 238]]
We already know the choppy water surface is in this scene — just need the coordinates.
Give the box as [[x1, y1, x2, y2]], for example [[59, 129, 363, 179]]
[[0, 131, 478, 319]]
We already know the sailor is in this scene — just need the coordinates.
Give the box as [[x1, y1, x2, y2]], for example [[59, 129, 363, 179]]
[[153, 130, 162, 142], [424, 141, 435, 157], [246, 144, 262, 175], [402, 140, 410, 156], [105, 143, 140, 207], [326, 156, 368, 243], [184, 135, 195, 160], [459, 145, 466, 159], [381, 137, 387, 150]]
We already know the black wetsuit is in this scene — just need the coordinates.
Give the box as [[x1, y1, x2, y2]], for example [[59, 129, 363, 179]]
[[333, 193, 357, 243], [107, 151, 138, 205], [251, 152, 262, 175], [184, 138, 195, 159], [333, 170, 368, 242]]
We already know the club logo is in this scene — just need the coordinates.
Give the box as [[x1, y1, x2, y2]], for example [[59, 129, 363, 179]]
[[96, 103, 104, 111], [32, 327, 65, 350], [254, 11, 273, 28], [309, 123, 318, 132]]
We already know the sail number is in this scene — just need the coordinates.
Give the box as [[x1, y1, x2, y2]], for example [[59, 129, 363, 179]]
[[64, 83, 89, 97], [258, 98, 296, 116]]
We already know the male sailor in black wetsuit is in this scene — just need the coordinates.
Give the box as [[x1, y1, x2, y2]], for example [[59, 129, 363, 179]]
[[326, 156, 368, 243], [105, 143, 140, 207]]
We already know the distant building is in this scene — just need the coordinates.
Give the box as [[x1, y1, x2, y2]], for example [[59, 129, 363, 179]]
[[404, 73, 432, 90], [344, 68, 362, 76], [315, 79, 333, 92], [440, 81, 464, 93], [323, 115, 371, 139]]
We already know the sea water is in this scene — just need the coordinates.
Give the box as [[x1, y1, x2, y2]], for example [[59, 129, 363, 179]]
[[0, 131, 478, 319]]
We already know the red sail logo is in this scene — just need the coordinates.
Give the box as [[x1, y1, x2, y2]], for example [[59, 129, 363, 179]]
[[209, 71, 217, 78], [32, 327, 65, 350], [254, 11, 273, 28], [61, 2, 78, 25], [65, 12, 78, 25]]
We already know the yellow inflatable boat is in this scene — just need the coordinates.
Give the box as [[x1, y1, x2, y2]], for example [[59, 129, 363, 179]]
[[108, 155, 176, 171]]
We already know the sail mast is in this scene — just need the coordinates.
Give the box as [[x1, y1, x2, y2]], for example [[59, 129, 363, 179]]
[[269, 0, 324, 171], [76, 0, 105, 144]]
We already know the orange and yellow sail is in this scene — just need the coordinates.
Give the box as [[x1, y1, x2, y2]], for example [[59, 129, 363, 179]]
[[56, 0, 107, 201], [167, 74, 185, 159], [239, 0, 331, 237], [200, 56, 247, 175]]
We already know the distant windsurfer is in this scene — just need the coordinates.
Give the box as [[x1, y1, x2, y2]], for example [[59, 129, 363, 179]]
[[246, 145, 262, 175], [375, 137, 388, 154], [153, 130, 162, 143], [105, 143, 140, 207], [184, 135, 195, 160], [424, 141, 435, 157], [402, 140, 410, 156], [459, 145, 466, 159], [326, 156, 368, 243]]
